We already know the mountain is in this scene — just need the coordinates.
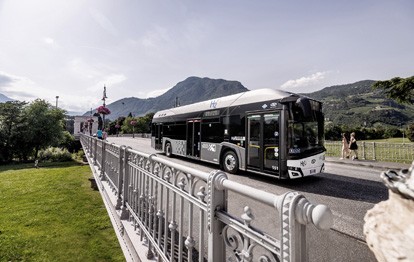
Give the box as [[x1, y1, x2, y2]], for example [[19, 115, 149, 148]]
[[91, 76, 249, 120], [305, 80, 414, 127], [0, 93, 14, 103]]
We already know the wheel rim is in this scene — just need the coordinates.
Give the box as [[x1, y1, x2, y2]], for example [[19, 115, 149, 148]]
[[225, 154, 236, 171]]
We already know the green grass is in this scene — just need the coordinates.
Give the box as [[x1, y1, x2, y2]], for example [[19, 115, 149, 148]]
[[0, 161, 124, 261], [362, 137, 412, 143]]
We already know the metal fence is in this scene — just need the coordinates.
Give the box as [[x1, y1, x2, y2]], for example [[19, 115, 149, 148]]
[[325, 141, 414, 164], [80, 134, 333, 262]]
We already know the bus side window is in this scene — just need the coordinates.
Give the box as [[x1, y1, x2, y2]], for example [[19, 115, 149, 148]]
[[201, 121, 223, 143]]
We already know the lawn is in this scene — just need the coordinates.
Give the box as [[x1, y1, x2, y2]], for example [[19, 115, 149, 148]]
[[362, 137, 412, 143], [0, 161, 124, 261]]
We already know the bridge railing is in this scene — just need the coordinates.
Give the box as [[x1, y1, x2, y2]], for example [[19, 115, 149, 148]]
[[80, 134, 332, 262], [325, 141, 414, 163]]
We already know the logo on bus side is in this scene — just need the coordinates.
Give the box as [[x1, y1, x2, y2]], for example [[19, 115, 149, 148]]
[[210, 100, 218, 109], [202, 143, 216, 152]]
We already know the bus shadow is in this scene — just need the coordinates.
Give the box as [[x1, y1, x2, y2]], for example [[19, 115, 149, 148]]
[[239, 171, 388, 204], [159, 153, 388, 204]]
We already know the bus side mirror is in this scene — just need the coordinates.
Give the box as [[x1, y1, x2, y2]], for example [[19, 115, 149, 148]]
[[296, 97, 311, 118]]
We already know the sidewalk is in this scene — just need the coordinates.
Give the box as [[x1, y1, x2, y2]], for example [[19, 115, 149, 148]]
[[325, 156, 412, 171]]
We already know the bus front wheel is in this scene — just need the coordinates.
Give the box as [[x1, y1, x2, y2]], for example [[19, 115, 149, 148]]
[[165, 142, 172, 157], [222, 151, 239, 174]]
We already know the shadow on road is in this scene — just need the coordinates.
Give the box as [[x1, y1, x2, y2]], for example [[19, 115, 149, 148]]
[[241, 171, 388, 204], [157, 152, 388, 204]]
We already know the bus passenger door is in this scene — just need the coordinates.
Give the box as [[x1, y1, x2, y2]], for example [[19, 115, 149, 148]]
[[152, 123, 162, 150], [247, 113, 280, 175], [186, 119, 201, 158], [247, 115, 261, 168]]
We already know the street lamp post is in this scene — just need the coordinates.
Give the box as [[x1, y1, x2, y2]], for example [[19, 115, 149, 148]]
[[55, 96, 59, 108], [102, 85, 107, 131]]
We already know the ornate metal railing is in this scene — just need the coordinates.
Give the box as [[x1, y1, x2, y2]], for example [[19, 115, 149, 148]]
[[325, 141, 414, 163], [80, 134, 332, 262]]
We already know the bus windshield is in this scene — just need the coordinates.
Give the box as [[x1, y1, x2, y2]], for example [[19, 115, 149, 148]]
[[288, 101, 324, 157]]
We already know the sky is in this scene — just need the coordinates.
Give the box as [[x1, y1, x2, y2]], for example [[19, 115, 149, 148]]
[[0, 0, 413, 113]]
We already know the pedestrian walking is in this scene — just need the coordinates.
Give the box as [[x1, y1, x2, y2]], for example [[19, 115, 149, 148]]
[[340, 133, 350, 159], [349, 132, 358, 160], [97, 129, 103, 140]]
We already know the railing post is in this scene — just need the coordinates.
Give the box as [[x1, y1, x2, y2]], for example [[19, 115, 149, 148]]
[[120, 147, 131, 220], [277, 192, 333, 262], [89, 137, 92, 156], [116, 146, 126, 210], [207, 170, 227, 261], [100, 141, 106, 180], [362, 141, 366, 160], [93, 138, 98, 165], [373, 142, 376, 161]]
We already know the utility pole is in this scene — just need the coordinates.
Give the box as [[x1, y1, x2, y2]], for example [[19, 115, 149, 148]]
[[55, 96, 59, 108], [102, 85, 108, 130]]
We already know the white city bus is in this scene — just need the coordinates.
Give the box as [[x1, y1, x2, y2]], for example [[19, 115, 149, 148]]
[[151, 88, 325, 179]]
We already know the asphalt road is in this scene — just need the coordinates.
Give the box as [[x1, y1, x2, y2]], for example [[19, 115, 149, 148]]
[[107, 136, 386, 261]]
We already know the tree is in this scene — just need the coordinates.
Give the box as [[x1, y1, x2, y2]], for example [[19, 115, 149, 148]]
[[407, 123, 414, 142], [372, 76, 414, 104], [324, 123, 342, 141], [23, 99, 66, 158], [383, 127, 402, 139], [0, 101, 26, 162], [120, 116, 135, 134], [136, 112, 154, 133], [59, 130, 77, 152]]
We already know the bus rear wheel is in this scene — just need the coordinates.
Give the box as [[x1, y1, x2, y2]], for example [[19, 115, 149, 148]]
[[222, 151, 239, 174], [165, 142, 172, 157]]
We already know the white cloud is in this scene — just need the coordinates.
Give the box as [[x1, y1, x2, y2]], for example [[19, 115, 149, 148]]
[[0, 71, 17, 87], [281, 71, 329, 90], [0, 71, 43, 101], [43, 37, 55, 45]]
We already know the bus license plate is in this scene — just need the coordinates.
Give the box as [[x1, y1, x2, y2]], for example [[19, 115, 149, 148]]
[[310, 169, 316, 174]]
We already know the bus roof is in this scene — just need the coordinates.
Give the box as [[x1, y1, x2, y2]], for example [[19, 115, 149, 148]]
[[153, 88, 301, 120]]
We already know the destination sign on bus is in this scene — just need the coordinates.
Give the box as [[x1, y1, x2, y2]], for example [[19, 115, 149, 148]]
[[203, 110, 220, 117]]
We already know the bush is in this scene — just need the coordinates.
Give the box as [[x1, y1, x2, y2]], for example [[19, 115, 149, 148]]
[[38, 147, 72, 162], [59, 131, 82, 153], [407, 123, 414, 142], [72, 150, 85, 162]]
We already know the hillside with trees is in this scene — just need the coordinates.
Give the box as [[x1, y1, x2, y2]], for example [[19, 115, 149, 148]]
[[305, 79, 414, 141], [305, 80, 414, 128]]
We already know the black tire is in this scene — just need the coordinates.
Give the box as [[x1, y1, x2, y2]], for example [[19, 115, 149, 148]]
[[222, 150, 239, 174], [165, 142, 172, 157]]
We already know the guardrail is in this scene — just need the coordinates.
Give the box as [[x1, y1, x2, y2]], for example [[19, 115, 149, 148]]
[[80, 134, 332, 262], [325, 141, 414, 164], [110, 133, 152, 138]]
